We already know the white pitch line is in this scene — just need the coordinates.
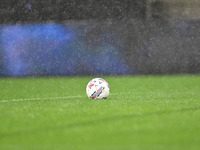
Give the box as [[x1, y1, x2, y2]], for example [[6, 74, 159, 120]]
[[0, 93, 127, 103], [0, 92, 173, 103], [0, 95, 85, 103]]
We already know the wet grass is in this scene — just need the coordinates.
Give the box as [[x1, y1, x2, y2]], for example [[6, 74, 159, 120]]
[[0, 75, 200, 150]]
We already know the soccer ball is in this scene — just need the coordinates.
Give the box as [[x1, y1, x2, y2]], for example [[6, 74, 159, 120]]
[[86, 78, 110, 99]]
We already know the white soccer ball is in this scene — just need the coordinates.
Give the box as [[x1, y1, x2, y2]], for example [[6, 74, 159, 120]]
[[86, 78, 110, 99]]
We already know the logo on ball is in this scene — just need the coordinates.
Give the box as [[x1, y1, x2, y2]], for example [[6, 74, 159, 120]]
[[86, 78, 110, 100]]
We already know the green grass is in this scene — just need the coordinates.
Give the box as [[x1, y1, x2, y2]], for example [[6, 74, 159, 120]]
[[0, 75, 200, 150]]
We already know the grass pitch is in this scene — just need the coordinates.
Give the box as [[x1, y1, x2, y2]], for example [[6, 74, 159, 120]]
[[0, 75, 200, 150]]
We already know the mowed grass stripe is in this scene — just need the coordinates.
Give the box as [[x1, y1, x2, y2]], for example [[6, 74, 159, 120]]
[[1, 105, 199, 139]]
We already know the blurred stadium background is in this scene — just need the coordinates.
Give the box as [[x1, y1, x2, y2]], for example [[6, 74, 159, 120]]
[[0, 0, 200, 76]]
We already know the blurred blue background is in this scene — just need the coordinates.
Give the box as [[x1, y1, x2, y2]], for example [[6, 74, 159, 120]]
[[0, 24, 130, 76], [1, 1, 200, 77]]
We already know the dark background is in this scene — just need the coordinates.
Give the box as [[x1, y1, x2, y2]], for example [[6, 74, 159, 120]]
[[0, 0, 200, 76], [0, 0, 146, 23]]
